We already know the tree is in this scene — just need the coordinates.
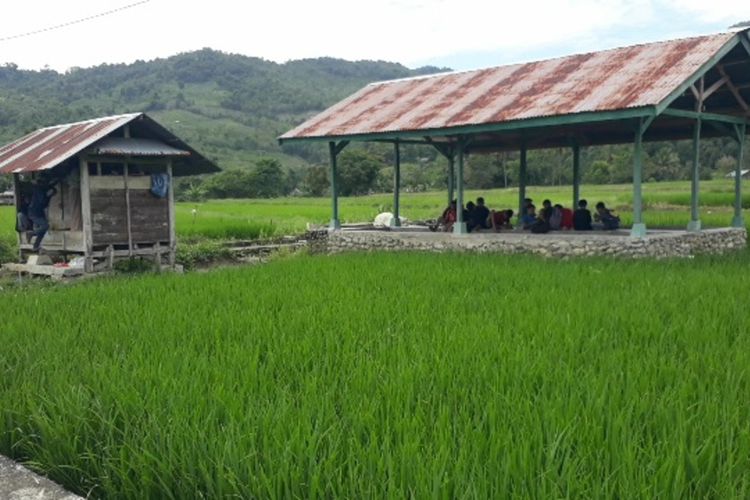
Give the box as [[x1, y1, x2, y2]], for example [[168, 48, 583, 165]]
[[303, 165, 329, 196], [202, 168, 257, 198], [337, 150, 383, 195], [252, 158, 285, 198]]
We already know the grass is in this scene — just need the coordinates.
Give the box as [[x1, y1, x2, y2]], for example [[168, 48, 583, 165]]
[[1, 251, 749, 498]]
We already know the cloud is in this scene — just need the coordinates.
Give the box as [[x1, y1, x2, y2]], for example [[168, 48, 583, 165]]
[[1, 0, 748, 71]]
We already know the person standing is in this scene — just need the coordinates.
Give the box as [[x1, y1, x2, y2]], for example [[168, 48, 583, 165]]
[[28, 177, 57, 252]]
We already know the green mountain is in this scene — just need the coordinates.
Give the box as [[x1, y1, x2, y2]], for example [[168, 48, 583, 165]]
[[0, 49, 447, 169]]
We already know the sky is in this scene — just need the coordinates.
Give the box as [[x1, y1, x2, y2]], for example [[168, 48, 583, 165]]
[[1, 0, 749, 73]]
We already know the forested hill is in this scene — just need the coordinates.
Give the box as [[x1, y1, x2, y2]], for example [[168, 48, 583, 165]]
[[0, 49, 446, 168]]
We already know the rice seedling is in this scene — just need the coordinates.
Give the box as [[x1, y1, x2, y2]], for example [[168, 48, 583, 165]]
[[1, 251, 749, 498]]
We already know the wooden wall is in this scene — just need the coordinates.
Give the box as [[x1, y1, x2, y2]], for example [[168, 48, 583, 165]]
[[90, 174, 169, 246]]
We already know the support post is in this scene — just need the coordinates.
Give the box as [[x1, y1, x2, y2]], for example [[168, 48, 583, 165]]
[[631, 121, 647, 238], [13, 174, 22, 262], [688, 117, 702, 231], [518, 143, 527, 222], [167, 160, 176, 267], [123, 162, 133, 256], [328, 141, 341, 230], [453, 138, 468, 235], [733, 124, 746, 228], [79, 158, 94, 272], [572, 143, 581, 209], [447, 153, 455, 206], [391, 141, 401, 227]]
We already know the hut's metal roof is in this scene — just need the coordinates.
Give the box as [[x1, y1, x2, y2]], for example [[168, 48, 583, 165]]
[[280, 32, 738, 141], [88, 137, 191, 156], [0, 113, 219, 176]]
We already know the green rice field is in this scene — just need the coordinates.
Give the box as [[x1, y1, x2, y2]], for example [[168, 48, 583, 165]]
[[1, 251, 750, 498], [173, 179, 749, 239]]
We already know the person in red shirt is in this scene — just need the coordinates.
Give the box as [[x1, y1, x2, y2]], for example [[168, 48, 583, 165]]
[[430, 200, 458, 232], [556, 204, 574, 230], [491, 209, 514, 231]]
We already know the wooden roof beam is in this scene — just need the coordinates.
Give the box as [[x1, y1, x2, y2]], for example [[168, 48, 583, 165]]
[[716, 64, 750, 115]]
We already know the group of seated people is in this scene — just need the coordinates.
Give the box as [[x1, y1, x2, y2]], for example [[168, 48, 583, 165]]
[[433, 197, 514, 233], [433, 196, 620, 233], [520, 198, 620, 233]]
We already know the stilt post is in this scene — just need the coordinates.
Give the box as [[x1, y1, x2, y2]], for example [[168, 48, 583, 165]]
[[447, 152, 455, 206], [328, 141, 345, 230], [453, 138, 468, 235], [688, 117, 703, 231], [391, 141, 401, 227], [733, 124, 746, 228], [572, 143, 581, 209], [518, 142, 527, 222], [631, 120, 647, 238]]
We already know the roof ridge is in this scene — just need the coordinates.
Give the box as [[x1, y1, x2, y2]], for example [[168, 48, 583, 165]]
[[39, 111, 143, 131]]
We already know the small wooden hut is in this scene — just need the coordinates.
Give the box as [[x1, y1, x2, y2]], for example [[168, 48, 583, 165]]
[[0, 112, 219, 273]]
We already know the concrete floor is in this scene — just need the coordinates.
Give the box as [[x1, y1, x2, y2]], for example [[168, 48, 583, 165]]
[[0, 455, 82, 500]]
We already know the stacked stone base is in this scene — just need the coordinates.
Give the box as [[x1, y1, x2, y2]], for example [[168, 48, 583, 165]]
[[320, 228, 747, 259]]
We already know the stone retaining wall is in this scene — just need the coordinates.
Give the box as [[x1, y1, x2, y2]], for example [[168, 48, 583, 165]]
[[318, 228, 747, 259]]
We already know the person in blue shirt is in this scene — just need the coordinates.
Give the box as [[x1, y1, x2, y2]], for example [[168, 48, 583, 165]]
[[521, 203, 537, 229]]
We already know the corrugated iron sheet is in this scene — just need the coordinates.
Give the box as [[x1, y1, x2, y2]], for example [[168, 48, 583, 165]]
[[281, 32, 736, 140], [0, 113, 141, 174], [89, 137, 191, 156], [0, 113, 219, 176]]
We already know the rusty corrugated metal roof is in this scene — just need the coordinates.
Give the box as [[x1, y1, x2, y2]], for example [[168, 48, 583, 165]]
[[281, 32, 737, 141], [89, 137, 191, 156], [0, 112, 219, 176], [0, 113, 141, 174]]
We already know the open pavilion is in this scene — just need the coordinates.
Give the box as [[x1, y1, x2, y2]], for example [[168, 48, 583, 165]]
[[280, 29, 750, 238]]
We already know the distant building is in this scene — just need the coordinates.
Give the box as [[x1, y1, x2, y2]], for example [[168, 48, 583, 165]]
[[0, 189, 13, 205]]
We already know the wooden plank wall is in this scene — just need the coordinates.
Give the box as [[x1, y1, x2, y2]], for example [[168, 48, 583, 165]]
[[90, 178, 169, 246]]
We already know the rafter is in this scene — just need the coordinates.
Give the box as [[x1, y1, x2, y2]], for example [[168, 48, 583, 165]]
[[716, 65, 750, 114], [702, 75, 729, 100]]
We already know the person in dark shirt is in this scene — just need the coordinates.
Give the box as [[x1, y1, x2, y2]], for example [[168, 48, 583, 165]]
[[468, 197, 491, 232], [28, 178, 58, 252], [16, 194, 33, 242], [530, 206, 551, 234], [464, 201, 475, 227], [573, 199, 593, 231], [595, 201, 620, 230], [540, 199, 553, 222]]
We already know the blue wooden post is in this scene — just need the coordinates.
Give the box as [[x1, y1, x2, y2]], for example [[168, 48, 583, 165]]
[[733, 124, 746, 228], [453, 139, 468, 235], [328, 141, 340, 230], [688, 118, 702, 231], [391, 141, 401, 227], [631, 121, 647, 238]]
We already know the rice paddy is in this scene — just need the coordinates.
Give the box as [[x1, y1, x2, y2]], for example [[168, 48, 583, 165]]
[[2, 251, 750, 498], [0, 179, 748, 498]]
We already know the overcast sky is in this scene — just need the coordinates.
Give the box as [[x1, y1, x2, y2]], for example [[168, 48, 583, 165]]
[[1, 0, 749, 73]]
